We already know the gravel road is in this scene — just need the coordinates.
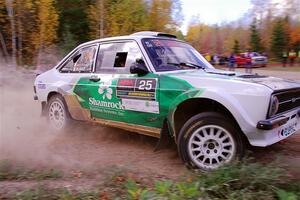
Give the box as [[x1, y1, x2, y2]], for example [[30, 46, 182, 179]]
[[0, 66, 299, 196]]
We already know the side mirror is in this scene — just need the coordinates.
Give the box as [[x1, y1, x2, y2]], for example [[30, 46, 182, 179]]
[[89, 74, 101, 82], [130, 59, 149, 76]]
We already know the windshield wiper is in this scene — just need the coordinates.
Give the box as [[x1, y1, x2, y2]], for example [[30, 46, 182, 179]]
[[167, 62, 205, 70]]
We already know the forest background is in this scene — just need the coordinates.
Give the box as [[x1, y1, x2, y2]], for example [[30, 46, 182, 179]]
[[0, 0, 299, 68]]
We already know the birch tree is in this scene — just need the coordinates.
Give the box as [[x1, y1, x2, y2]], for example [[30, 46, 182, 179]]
[[5, 0, 16, 66]]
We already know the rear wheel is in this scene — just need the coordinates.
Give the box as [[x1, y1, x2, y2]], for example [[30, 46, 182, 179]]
[[177, 112, 245, 170], [47, 94, 72, 131]]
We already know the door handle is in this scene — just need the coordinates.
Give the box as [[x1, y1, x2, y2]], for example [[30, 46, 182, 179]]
[[89, 75, 101, 82]]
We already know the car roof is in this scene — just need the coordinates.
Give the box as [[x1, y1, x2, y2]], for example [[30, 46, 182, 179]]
[[77, 31, 181, 48]]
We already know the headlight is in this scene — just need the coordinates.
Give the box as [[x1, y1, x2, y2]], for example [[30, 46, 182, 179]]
[[268, 95, 279, 117]]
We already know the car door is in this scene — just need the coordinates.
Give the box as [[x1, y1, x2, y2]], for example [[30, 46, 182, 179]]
[[73, 40, 163, 128], [59, 44, 98, 121]]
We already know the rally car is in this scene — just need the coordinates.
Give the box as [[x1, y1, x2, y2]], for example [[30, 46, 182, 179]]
[[34, 31, 300, 170], [236, 52, 268, 67]]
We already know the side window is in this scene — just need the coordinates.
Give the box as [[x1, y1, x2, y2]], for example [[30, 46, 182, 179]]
[[95, 41, 144, 73], [60, 45, 97, 73]]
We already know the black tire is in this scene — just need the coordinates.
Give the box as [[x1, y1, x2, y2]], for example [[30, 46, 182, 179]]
[[47, 94, 72, 131], [177, 112, 245, 171]]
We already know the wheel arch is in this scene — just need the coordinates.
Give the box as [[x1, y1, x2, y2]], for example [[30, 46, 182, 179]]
[[47, 91, 61, 102], [41, 91, 63, 116], [171, 97, 248, 145]]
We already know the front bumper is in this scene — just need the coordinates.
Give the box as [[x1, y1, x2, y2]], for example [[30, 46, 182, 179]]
[[248, 108, 300, 147]]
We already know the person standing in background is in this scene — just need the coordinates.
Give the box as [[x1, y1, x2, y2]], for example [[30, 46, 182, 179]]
[[288, 49, 296, 66], [245, 53, 252, 73], [298, 50, 300, 63], [282, 50, 288, 67], [228, 53, 236, 71]]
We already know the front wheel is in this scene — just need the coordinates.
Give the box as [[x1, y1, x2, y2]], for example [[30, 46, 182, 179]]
[[47, 94, 72, 131], [177, 112, 245, 170]]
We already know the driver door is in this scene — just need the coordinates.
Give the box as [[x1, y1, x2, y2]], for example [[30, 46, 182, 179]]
[[74, 41, 163, 129]]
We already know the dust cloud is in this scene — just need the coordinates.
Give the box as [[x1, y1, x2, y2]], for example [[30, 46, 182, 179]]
[[0, 64, 183, 177], [0, 64, 59, 168]]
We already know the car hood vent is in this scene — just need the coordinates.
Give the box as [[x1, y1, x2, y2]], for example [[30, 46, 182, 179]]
[[238, 74, 268, 78], [205, 70, 236, 76]]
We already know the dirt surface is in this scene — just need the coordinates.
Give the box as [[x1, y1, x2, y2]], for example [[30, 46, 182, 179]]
[[0, 65, 300, 197]]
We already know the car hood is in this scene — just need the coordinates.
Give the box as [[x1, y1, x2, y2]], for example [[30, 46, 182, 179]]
[[164, 68, 300, 91]]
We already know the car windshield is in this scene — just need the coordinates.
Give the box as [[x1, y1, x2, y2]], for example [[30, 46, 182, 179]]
[[251, 52, 260, 57], [142, 38, 213, 72]]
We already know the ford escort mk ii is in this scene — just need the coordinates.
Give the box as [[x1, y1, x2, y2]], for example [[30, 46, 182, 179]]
[[34, 32, 300, 170]]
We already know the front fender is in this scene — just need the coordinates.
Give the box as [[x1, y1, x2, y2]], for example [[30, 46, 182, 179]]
[[168, 88, 259, 136]]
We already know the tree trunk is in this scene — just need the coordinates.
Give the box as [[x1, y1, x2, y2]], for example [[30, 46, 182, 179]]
[[36, 43, 44, 70], [5, 0, 17, 67], [0, 30, 9, 63], [16, 0, 22, 66], [98, 0, 104, 38]]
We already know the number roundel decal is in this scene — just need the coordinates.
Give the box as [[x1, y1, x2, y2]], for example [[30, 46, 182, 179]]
[[137, 79, 156, 91], [116, 78, 157, 100]]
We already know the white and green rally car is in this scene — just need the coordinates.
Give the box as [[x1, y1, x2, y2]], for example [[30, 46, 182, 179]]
[[34, 32, 300, 170]]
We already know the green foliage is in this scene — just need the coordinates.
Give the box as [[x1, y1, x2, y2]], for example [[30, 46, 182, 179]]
[[250, 19, 263, 52], [271, 18, 289, 59], [55, 0, 92, 45], [154, 180, 173, 195], [233, 39, 240, 54], [58, 24, 78, 54], [6, 159, 300, 200], [120, 160, 300, 200], [125, 179, 154, 200], [276, 189, 298, 200], [15, 186, 100, 200], [107, 0, 150, 36]]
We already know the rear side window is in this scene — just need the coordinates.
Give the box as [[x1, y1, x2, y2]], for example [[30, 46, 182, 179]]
[[95, 41, 144, 73], [60, 45, 98, 73]]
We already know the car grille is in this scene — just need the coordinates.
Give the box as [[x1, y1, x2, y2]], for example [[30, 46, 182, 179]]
[[272, 88, 300, 117]]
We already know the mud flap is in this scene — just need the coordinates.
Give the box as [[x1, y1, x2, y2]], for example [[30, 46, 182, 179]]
[[154, 120, 173, 152], [41, 102, 47, 116]]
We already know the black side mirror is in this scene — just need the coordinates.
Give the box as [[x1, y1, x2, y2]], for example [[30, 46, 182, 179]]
[[130, 59, 149, 76]]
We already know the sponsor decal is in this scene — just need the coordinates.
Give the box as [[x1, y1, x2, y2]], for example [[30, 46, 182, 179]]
[[87, 78, 160, 115], [121, 98, 159, 114], [88, 80, 124, 116], [98, 85, 113, 100], [116, 78, 160, 113], [89, 97, 124, 110], [280, 122, 297, 137], [117, 78, 157, 101], [37, 81, 46, 89]]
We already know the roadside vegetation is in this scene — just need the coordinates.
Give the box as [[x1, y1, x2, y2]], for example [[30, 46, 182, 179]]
[[1, 159, 299, 200], [0, 160, 63, 181], [1, 0, 299, 67]]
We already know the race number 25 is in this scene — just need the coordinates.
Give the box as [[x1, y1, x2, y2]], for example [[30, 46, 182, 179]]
[[136, 79, 156, 92]]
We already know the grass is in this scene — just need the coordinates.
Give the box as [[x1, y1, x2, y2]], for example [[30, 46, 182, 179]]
[[15, 186, 99, 200], [0, 160, 63, 181], [5, 159, 300, 200]]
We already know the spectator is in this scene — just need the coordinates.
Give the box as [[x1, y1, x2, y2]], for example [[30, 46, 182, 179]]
[[282, 50, 288, 67], [288, 49, 296, 66], [228, 53, 236, 71], [245, 53, 252, 73], [298, 50, 300, 62], [212, 54, 219, 65], [205, 53, 211, 63]]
